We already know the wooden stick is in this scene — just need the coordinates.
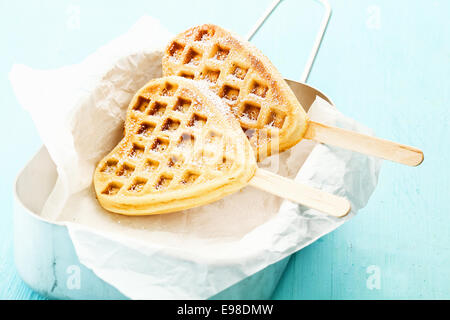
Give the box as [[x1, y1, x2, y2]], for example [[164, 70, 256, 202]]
[[249, 169, 351, 218], [305, 121, 424, 167]]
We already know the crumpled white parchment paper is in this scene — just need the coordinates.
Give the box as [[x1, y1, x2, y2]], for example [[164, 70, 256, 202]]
[[10, 16, 381, 300]]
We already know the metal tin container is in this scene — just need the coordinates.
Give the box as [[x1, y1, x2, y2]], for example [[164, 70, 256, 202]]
[[13, 79, 332, 299]]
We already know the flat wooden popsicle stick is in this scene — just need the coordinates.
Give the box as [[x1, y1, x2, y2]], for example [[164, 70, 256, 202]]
[[249, 169, 351, 218], [304, 121, 424, 167]]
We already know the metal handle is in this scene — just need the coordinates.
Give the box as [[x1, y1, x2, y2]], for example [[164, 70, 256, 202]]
[[246, 0, 332, 83]]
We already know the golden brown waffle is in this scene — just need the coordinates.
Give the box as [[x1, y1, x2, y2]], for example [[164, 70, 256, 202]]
[[162, 24, 309, 160], [94, 76, 257, 215]]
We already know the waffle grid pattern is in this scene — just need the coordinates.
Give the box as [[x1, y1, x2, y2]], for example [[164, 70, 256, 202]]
[[163, 25, 288, 156], [97, 79, 236, 199]]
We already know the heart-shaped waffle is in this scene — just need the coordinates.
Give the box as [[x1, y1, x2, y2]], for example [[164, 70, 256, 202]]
[[162, 24, 309, 160], [94, 76, 257, 215]]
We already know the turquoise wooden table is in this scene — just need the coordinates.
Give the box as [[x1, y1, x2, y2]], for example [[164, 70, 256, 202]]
[[1, 0, 448, 300]]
